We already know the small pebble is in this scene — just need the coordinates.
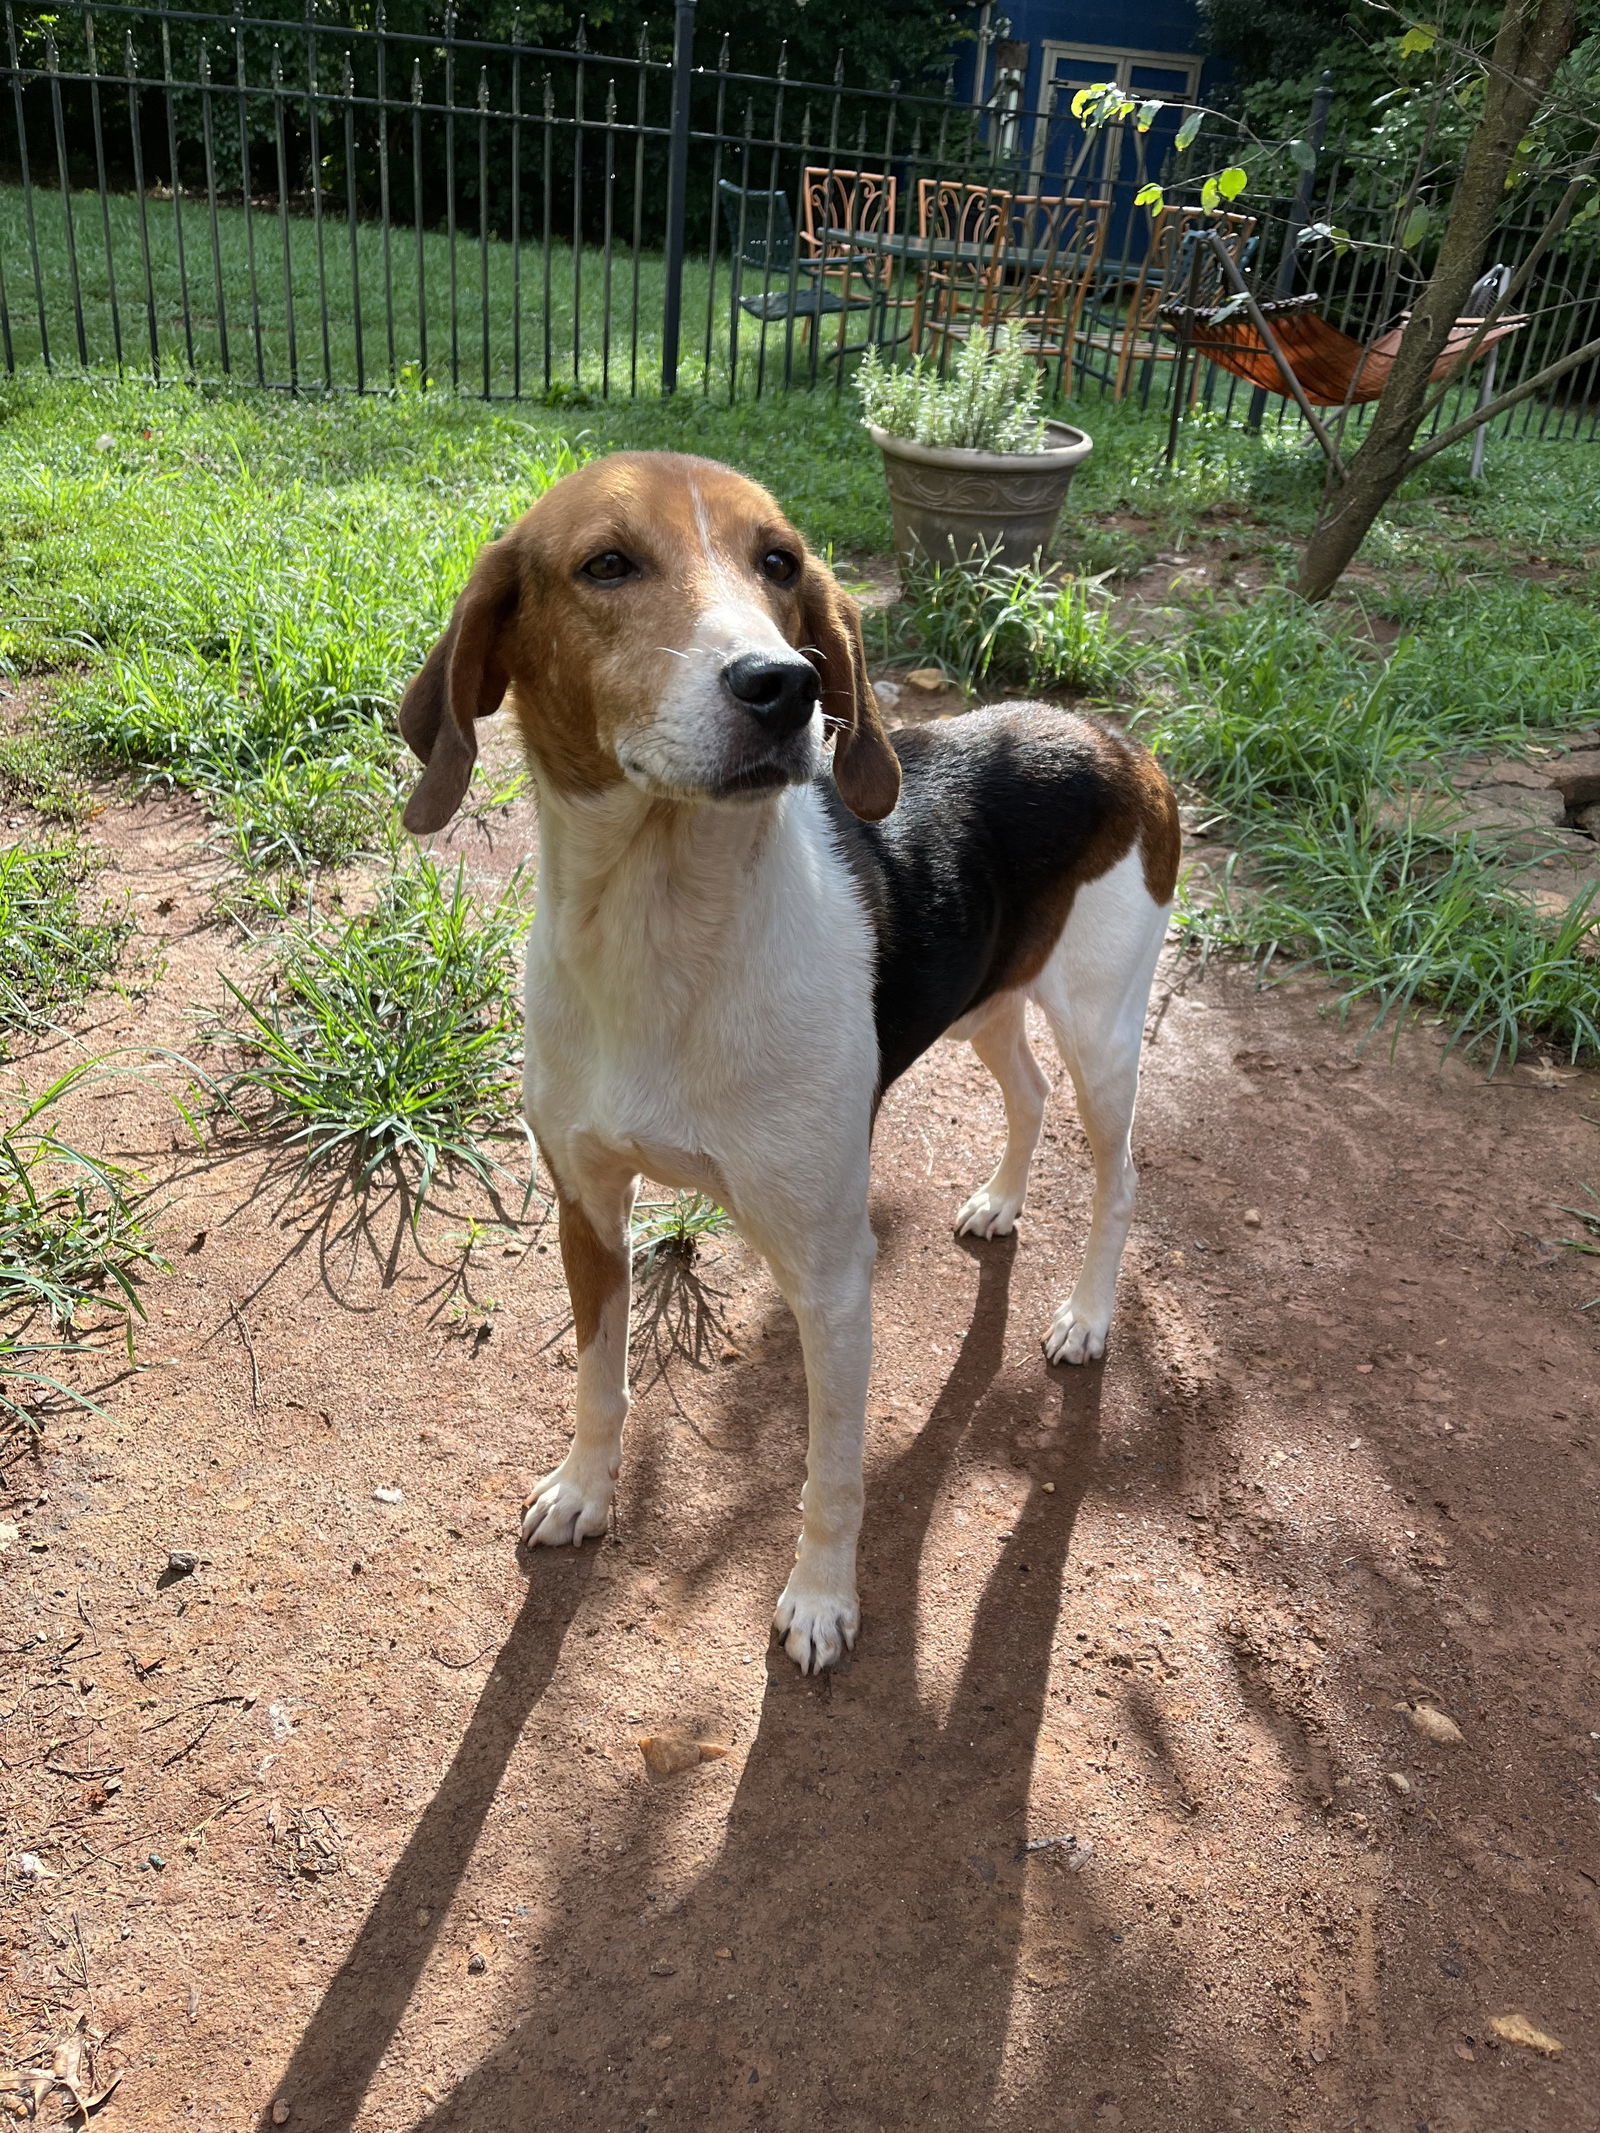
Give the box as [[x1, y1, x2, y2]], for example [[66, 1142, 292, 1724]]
[[1242, 1207, 1262, 1228], [166, 1549, 201, 1576], [148, 1852, 166, 1870], [1489, 2012, 1562, 2057], [649, 2032, 673, 2051], [372, 1487, 403, 1505], [1409, 1704, 1466, 1747], [906, 666, 945, 692], [1386, 1771, 1412, 1794], [271, 2101, 292, 2127], [466, 1951, 487, 1975]]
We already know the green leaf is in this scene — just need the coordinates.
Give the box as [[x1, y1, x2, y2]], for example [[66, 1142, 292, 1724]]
[[1400, 203, 1430, 248], [1398, 23, 1438, 57], [1217, 165, 1249, 201], [1288, 136, 1316, 173], [1136, 98, 1163, 132], [1070, 82, 1129, 127], [1134, 182, 1166, 211], [1201, 177, 1221, 213], [1175, 108, 1203, 153]]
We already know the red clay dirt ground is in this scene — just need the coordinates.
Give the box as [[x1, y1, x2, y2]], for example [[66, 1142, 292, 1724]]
[[3, 751, 1599, 2133]]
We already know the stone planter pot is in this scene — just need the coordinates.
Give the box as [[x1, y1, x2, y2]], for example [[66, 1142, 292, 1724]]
[[867, 419, 1094, 574]]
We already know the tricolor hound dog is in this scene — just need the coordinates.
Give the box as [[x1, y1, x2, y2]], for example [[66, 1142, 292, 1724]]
[[398, 451, 1178, 1673]]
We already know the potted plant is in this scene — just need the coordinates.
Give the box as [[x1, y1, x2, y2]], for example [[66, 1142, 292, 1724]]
[[856, 325, 1093, 573]]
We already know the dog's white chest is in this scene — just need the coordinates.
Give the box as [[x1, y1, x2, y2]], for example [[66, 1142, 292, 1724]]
[[520, 786, 877, 1205]]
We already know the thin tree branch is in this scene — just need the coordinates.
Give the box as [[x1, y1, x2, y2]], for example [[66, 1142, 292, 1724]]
[[1415, 146, 1600, 422], [1407, 327, 1600, 464], [1204, 233, 1348, 478]]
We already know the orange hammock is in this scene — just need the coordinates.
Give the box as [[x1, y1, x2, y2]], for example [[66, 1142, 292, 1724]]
[[1158, 291, 1528, 406]]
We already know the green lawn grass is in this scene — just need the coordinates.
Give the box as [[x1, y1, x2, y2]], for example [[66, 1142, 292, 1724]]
[[2, 179, 823, 402], [1137, 592, 1600, 1065], [3, 301, 1600, 1060]]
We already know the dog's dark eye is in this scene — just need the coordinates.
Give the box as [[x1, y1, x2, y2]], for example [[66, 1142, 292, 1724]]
[[580, 550, 637, 583], [760, 548, 799, 586]]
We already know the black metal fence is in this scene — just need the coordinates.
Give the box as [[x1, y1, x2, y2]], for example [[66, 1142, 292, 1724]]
[[4, 0, 1600, 440]]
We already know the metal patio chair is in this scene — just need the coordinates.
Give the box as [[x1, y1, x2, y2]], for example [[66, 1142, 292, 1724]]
[[911, 178, 1014, 357], [800, 165, 900, 294], [718, 180, 880, 355], [1079, 204, 1258, 398], [924, 192, 1112, 385]]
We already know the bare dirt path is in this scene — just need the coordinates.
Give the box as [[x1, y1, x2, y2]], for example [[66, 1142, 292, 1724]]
[[3, 775, 1598, 2133]]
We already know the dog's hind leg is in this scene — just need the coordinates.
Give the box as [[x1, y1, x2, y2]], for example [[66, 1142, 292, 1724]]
[[521, 1163, 639, 1546], [1032, 848, 1171, 1366], [950, 990, 1051, 1241]]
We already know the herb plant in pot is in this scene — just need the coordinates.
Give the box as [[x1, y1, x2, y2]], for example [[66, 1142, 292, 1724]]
[[856, 325, 1093, 573]]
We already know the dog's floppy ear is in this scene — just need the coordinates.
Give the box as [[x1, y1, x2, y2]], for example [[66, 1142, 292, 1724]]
[[799, 558, 901, 822], [399, 537, 521, 835]]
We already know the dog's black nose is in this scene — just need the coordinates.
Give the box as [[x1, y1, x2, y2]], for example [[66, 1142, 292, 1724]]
[[722, 653, 819, 738]]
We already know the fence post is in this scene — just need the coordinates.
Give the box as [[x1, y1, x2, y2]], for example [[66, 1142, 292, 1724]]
[[660, 0, 696, 393], [1248, 68, 1333, 432]]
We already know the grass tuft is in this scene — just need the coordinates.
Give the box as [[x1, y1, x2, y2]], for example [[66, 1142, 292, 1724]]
[[886, 550, 1132, 697], [1552, 1184, 1600, 1309], [0, 842, 126, 1052], [1143, 595, 1600, 1066], [0, 1063, 168, 1429], [212, 853, 534, 1213], [632, 1192, 730, 1273]]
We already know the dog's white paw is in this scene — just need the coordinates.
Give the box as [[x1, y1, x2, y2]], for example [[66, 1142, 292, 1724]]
[[773, 1571, 859, 1674], [954, 1184, 1024, 1240], [519, 1456, 615, 1546], [1043, 1300, 1110, 1366]]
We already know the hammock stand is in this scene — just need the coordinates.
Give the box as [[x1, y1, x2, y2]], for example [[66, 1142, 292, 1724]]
[[1157, 232, 1527, 475]]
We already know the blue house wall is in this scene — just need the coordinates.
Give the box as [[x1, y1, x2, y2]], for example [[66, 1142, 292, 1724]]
[[949, 2, 1221, 261], [954, 0, 1218, 112]]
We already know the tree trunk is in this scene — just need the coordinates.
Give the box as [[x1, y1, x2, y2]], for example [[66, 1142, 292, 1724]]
[[1296, 0, 1575, 601]]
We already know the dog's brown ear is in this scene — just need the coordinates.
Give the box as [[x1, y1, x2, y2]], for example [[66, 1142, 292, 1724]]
[[799, 558, 900, 822], [399, 537, 521, 835]]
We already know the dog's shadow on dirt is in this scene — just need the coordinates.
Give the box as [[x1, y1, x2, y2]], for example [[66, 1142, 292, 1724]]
[[269, 1238, 1246, 2131]]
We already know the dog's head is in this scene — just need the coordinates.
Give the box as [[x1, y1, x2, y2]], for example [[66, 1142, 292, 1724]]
[[397, 451, 900, 833]]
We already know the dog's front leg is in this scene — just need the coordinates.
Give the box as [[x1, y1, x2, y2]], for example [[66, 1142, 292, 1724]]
[[521, 1165, 638, 1547], [745, 1204, 876, 1674]]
